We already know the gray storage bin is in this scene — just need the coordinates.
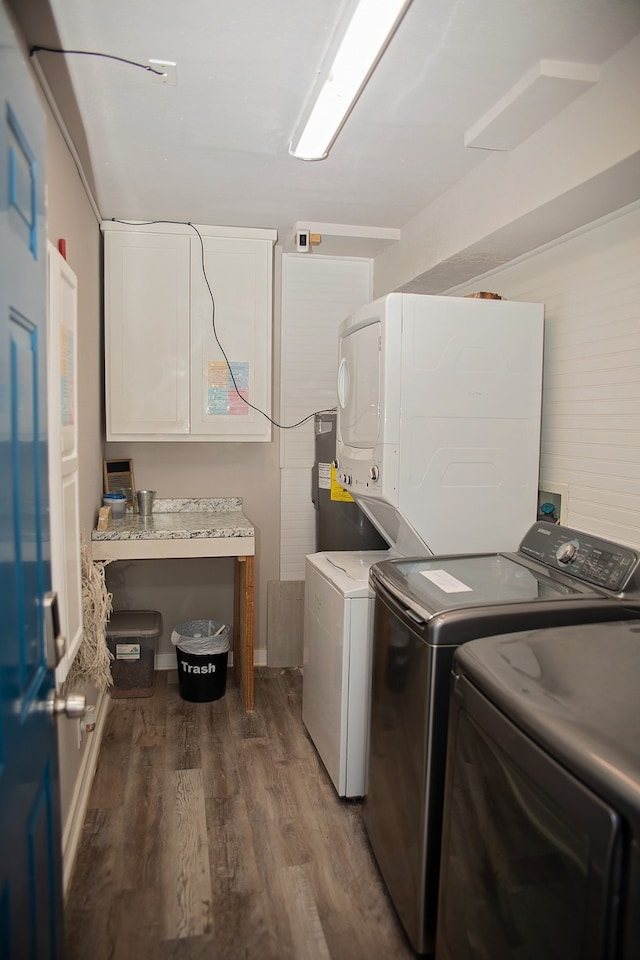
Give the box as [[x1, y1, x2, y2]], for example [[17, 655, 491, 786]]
[[106, 609, 161, 698]]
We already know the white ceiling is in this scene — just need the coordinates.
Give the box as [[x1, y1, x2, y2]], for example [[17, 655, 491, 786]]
[[16, 0, 640, 260]]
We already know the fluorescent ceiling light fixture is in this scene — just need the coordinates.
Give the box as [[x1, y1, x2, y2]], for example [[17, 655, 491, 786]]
[[289, 0, 413, 160]]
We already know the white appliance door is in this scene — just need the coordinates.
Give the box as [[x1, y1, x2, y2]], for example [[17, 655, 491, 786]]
[[337, 318, 381, 450], [335, 294, 405, 549]]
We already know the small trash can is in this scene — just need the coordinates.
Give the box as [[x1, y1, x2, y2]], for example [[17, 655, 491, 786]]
[[171, 619, 231, 703], [106, 609, 162, 698]]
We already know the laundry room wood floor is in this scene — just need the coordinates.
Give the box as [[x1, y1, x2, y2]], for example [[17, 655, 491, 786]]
[[64, 667, 415, 960]]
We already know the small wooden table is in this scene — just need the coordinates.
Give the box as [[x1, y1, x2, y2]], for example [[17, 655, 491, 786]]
[[91, 498, 256, 711]]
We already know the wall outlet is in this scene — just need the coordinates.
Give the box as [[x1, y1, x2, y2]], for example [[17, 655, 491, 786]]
[[538, 482, 569, 525]]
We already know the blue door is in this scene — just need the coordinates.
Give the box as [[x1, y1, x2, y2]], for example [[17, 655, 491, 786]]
[[0, 6, 65, 957]]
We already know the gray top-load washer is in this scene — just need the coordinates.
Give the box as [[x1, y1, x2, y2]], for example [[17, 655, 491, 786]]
[[437, 619, 640, 960], [364, 521, 640, 955]]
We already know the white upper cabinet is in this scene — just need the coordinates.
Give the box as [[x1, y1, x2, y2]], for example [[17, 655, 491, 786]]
[[105, 227, 191, 437], [102, 221, 277, 441]]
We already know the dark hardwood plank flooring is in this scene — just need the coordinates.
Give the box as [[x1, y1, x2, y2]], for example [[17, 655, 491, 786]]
[[64, 668, 415, 959]]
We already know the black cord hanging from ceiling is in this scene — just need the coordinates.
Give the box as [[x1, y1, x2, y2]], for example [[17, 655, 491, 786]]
[[29, 46, 165, 75]]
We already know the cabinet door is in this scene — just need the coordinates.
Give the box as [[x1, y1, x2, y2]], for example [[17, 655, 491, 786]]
[[189, 235, 272, 440], [105, 230, 191, 439]]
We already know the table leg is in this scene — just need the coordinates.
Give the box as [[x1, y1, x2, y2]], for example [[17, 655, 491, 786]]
[[233, 555, 254, 712]]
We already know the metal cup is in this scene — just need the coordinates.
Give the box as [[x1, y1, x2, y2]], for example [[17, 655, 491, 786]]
[[136, 489, 155, 517]]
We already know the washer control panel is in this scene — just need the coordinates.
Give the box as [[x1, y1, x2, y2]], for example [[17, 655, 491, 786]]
[[519, 521, 639, 591]]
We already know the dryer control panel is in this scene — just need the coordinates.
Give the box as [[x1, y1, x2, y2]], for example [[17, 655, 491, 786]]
[[518, 521, 639, 592]]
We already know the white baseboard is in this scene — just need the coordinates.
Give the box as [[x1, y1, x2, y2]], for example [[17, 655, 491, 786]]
[[61, 690, 109, 896]]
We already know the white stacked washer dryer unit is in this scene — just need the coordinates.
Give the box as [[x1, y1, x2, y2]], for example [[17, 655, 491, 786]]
[[303, 292, 545, 799]]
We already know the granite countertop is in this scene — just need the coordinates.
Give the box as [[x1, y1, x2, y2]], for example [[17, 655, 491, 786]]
[[91, 498, 254, 542]]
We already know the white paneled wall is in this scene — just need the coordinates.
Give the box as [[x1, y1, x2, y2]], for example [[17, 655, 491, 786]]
[[449, 201, 640, 549], [279, 255, 372, 579]]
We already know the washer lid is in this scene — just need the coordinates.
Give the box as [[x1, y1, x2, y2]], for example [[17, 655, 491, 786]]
[[371, 553, 594, 619], [456, 620, 640, 830], [306, 550, 393, 597]]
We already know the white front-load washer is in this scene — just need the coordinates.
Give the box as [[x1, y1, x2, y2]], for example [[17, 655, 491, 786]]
[[302, 550, 391, 798]]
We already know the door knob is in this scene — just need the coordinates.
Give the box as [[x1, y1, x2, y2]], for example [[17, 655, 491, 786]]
[[47, 690, 86, 721]]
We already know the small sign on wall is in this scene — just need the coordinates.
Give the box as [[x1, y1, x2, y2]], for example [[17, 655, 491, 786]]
[[207, 360, 250, 415]]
